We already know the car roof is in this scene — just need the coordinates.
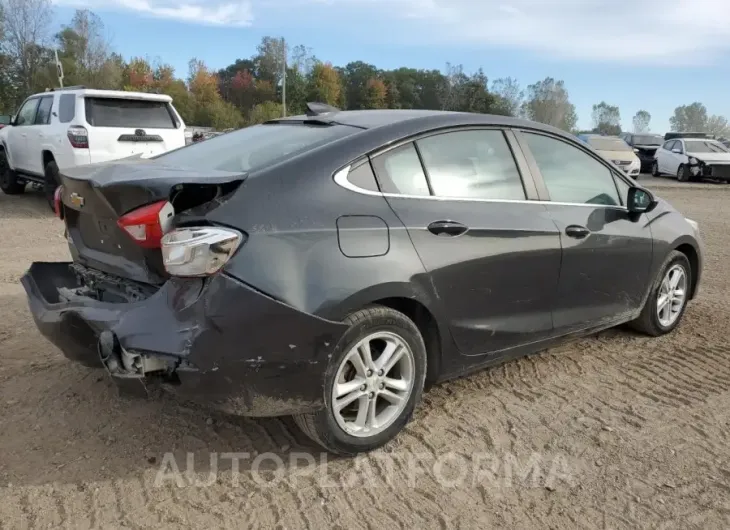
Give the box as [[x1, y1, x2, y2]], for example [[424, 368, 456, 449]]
[[581, 134, 623, 141], [30, 88, 172, 102], [274, 109, 573, 138]]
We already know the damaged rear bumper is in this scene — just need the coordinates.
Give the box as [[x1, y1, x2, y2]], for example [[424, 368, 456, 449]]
[[21, 262, 348, 416]]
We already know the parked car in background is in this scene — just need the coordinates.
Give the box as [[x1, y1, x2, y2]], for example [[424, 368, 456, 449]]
[[664, 132, 714, 141], [621, 133, 664, 173], [23, 105, 703, 455], [653, 136, 730, 182], [577, 134, 641, 178], [0, 115, 10, 130], [0, 86, 186, 206]]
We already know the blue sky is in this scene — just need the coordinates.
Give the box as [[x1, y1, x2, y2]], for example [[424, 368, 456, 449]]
[[52, 0, 730, 132]]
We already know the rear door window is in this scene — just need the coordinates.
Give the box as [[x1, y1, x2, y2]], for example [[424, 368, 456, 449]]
[[346, 161, 380, 192], [371, 143, 431, 196], [84, 98, 177, 129], [34, 96, 53, 125], [416, 129, 526, 200]]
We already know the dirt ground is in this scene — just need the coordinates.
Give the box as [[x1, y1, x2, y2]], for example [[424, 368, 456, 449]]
[[1, 176, 729, 529]]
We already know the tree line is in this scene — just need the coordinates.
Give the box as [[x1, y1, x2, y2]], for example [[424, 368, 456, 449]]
[[1, 0, 728, 137]]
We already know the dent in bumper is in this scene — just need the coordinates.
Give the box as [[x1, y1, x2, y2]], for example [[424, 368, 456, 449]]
[[21, 262, 348, 416]]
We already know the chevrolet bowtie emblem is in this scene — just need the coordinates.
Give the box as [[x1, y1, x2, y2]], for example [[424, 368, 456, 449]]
[[69, 192, 84, 208]]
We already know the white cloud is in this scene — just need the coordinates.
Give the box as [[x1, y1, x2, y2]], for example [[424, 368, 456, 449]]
[[279, 0, 730, 64], [51, 0, 730, 63], [52, 0, 253, 26]]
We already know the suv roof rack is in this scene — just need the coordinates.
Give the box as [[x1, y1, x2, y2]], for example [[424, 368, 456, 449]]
[[50, 85, 87, 92]]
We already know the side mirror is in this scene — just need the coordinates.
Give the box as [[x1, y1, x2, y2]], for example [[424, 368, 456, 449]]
[[672, 148, 682, 154], [8, 115, 16, 126], [627, 186, 657, 214]]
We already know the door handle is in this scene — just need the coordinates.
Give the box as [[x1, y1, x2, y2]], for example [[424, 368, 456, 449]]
[[427, 220, 468, 237], [565, 225, 590, 239]]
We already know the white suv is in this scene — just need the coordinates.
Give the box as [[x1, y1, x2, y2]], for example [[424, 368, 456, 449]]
[[0, 87, 186, 205]]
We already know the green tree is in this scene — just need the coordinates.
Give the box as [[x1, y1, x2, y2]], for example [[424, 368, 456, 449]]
[[341, 61, 378, 109], [632, 110, 651, 133], [522, 77, 578, 132], [591, 101, 621, 135], [363, 78, 387, 109], [1, 0, 54, 96], [669, 102, 708, 132], [307, 62, 341, 106], [248, 101, 284, 125], [490, 77, 523, 117]]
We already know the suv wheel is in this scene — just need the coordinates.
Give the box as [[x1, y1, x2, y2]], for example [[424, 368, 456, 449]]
[[294, 305, 427, 455], [0, 150, 25, 195], [630, 250, 691, 336], [651, 160, 660, 177], [44, 160, 60, 210]]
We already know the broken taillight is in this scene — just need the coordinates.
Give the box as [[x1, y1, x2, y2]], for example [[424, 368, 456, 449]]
[[161, 227, 243, 277], [117, 200, 175, 249], [53, 185, 64, 220]]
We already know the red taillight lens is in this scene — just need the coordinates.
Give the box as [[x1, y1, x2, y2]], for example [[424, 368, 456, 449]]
[[67, 126, 89, 148], [54, 185, 64, 220], [117, 200, 174, 249]]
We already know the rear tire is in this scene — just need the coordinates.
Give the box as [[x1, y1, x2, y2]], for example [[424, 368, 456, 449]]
[[0, 150, 25, 195], [44, 160, 60, 211], [294, 305, 427, 455], [630, 250, 691, 337]]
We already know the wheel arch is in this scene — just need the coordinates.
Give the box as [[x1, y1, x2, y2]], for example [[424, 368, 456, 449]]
[[674, 242, 700, 299], [370, 296, 443, 386], [321, 283, 448, 386], [42, 149, 56, 169]]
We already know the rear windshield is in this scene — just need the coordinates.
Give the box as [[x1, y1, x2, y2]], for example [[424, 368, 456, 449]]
[[154, 123, 358, 173], [633, 135, 662, 145], [587, 137, 631, 151], [84, 97, 177, 129]]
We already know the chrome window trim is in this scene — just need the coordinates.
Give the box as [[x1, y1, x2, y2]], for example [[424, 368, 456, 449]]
[[333, 165, 628, 210]]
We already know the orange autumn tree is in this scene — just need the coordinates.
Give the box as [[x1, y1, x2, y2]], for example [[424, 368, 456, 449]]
[[364, 78, 388, 109], [187, 58, 242, 129], [123, 57, 153, 91]]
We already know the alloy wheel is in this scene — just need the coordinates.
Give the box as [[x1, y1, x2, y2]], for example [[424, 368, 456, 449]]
[[332, 331, 415, 438], [657, 264, 687, 327]]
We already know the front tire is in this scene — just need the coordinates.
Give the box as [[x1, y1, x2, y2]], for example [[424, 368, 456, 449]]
[[0, 150, 25, 195], [677, 164, 690, 182], [651, 160, 660, 177], [294, 305, 427, 455], [630, 250, 691, 336], [44, 160, 60, 210]]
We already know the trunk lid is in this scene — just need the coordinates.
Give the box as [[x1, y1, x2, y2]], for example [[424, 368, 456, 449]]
[[60, 159, 246, 285], [82, 95, 186, 164]]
